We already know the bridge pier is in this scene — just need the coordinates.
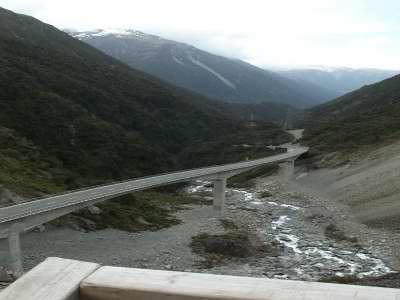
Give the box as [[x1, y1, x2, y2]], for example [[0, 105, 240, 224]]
[[8, 228, 23, 277], [279, 160, 295, 182], [0, 147, 307, 278], [213, 178, 227, 214]]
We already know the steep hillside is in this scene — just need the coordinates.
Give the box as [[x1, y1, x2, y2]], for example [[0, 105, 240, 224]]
[[217, 102, 295, 125], [279, 67, 399, 96], [0, 8, 291, 196], [68, 29, 337, 108], [302, 74, 400, 159], [0, 126, 63, 196]]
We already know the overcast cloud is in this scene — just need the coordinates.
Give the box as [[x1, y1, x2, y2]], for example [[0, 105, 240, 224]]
[[1, 0, 399, 69]]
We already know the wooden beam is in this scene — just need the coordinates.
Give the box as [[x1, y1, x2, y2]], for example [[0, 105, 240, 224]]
[[0, 257, 99, 300], [80, 266, 400, 300]]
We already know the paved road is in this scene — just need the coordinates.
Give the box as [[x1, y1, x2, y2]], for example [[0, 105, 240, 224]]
[[0, 146, 307, 227]]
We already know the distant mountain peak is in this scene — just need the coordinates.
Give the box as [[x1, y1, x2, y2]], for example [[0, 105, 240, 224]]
[[68, 28, 158, 40], [66, 29, 337, 107], [278, 66, 399, 95], [305, 65, 354, 72]]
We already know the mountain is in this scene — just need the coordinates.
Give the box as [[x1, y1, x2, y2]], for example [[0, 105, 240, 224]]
[[67, 29, 337, 108], [278, 66, 399, 96], [211, 101, 296, 125], [302, 73, 400, 159], [0, 7, 292, 196]]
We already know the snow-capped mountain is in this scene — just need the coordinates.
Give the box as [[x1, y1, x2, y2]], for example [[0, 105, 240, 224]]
[[67, 29, 338, 108], [278, 67, 399, 95]]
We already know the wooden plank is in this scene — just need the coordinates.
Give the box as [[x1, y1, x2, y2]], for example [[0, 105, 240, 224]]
[[80, 267, 400, 300], [0, 257, 100, 300]]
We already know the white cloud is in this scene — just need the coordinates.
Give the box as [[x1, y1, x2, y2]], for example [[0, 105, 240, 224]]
[[1, 0, 399, 69]]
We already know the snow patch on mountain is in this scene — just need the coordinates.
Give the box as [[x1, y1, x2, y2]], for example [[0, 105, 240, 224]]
[[92, 28, 136, 37], [172, 56, 185, 66], [69, 29, 147, 40], [188, 55, 236, 90]]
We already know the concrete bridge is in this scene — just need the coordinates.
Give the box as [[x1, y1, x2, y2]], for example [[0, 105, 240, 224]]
[[0, 146, 307, 276]]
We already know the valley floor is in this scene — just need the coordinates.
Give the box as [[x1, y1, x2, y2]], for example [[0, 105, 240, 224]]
[[0, 168, 397, 286]]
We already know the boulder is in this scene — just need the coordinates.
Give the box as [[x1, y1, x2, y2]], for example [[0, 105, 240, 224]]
[[135, 216, 151, 226], [88, 205, 102, 215], [0, 186, 24, 206], [0, 267, 13, 283]]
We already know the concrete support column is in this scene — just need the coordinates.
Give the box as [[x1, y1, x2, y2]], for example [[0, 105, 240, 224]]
[[213, 178, 227, 214], [8, 227, 23, 277], [279, 160, 295, 182]]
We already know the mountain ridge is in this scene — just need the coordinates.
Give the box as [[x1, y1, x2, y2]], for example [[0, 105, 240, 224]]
[[0, 7, 292, 195], [278, 67, 399, 96], [302, 73, 400, 163], [67, 29, 338, 108]]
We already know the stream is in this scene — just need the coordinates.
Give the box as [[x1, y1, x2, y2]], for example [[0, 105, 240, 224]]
[[187, 180, 393, 280]]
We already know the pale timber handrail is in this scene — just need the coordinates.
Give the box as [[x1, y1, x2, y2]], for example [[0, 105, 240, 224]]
[[1, 257, 400, 300]]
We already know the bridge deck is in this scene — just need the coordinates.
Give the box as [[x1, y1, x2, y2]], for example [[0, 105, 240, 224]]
[[0, 146, 307, 276], [0, 147, 307, 225]]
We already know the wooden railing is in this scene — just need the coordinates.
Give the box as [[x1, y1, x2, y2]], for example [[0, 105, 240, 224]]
[[1, 257, 399, 300]]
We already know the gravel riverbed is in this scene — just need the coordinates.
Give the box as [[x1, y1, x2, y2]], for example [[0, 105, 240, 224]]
[[189, 177, 394, 281], [0, 173, 396, 285]]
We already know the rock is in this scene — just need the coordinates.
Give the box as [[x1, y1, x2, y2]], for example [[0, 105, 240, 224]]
[[35, 224, 46, 232], [70, 216, 97, 231], [0, 268, 13, 283], [279, 236, 292, 242], [0, 186, 24, 206], [135, 216, 151, 226], [88, 205, 102, 215]]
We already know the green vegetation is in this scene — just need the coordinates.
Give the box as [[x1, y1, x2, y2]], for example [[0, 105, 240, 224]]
[[53, 191, 203, 232], [302, 74, 400, 161], [191, 232, 264, 258], [0, 127, 64, 196], [259, 191, 273, 198], [0, 7, 291, 197], [324, 224, 358, 244], [190, 231, 268, 268], [180, 126, 291, 168], [320, 273, 400, 288], [319, 275, 359, 284], [228, 164, 280, 188], [191, 218, 279, 268], [220, 219, 239, 230], [0, 7, 293, 237]]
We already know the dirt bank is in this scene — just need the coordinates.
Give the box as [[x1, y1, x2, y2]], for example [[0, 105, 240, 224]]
[[298, 140, 400, 225]]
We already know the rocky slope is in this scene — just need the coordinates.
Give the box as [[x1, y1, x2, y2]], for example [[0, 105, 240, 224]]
[[297, 139, 400, 229], [67, 29, 337, 108]]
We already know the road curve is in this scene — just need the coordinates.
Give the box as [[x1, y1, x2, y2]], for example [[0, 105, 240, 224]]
[[0, 146, 308, 225]]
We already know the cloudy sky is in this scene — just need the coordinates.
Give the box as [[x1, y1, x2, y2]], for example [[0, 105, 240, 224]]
[[1, 0, 399, 69]]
